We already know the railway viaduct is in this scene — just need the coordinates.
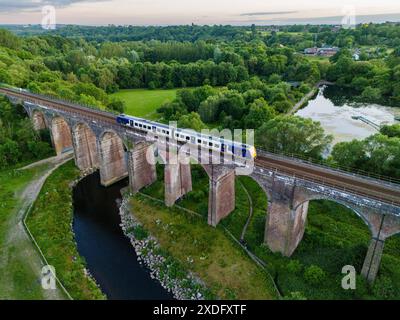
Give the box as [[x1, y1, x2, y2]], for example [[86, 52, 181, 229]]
[[2, 87, 400, 283]]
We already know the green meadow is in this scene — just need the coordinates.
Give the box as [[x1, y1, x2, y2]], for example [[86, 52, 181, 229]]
[[111, 88, 177, 120]]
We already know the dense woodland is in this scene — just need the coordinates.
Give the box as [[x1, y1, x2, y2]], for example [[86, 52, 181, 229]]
[[0, 24, 400, 175]]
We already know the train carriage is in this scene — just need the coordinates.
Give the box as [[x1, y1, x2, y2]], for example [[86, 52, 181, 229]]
[[116, 114, 256, 160]]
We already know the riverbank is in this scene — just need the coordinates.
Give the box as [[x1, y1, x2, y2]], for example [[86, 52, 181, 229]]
[[288, 81, 333, 115], [0, 154, 72, 299], [124, 192, 278, 300], [119, 193, 211, 300], [26, 161, 106, 300]]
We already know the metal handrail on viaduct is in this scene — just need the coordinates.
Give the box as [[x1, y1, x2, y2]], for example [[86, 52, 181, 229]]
[[1, 86, 400, 283]]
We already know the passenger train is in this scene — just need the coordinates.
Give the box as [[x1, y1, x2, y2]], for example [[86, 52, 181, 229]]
[[116, 114, 257, 160]]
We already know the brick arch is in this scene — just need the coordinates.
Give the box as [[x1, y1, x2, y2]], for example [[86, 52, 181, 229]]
[[248, 173, 273, 204], [293, 196, 373, 236], [72, 122, 99, 171], [32, 109, 47, 131], [51, 116, 73, 155], [98, 130, 128, 186]]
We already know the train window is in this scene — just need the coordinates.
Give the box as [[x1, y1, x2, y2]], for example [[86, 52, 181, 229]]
[[242, 149, 247, 157], [197, 139, 201, 144], [139, 124, 143, 128], [162, 130, 165, 133], [186, 136, 190, 140], [130, 120, 134, 126], [135, 123, 139, 127], [221, 144, 225, 152], [209, 142, 213, 147], [166, 131, 169, 135]]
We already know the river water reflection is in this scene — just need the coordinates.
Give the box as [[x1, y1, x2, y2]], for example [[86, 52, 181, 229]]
[[296, 85, 400, 144], [72, 172, 173, 300]]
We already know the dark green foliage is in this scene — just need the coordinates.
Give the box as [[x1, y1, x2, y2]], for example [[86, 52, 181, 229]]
[[304, 265, 327, 286], [330, 134, 400, 179], [132, 225, 149, 240], [256, 115, 333, 160], [0, 97, 53, 168], [380, 124, 400, 138]]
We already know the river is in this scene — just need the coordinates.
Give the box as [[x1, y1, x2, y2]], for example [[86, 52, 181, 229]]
[[296, 85, 400, 144], [72, 172, 173, 300]]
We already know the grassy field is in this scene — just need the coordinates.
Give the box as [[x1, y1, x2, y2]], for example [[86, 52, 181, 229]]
[[0, 165, 50, 299], [137, 164, 278, 299], [111, 88, 177, 120], [26, 161, 105, 300], [222, 177, 400, 300], [130, 195, 278, 300]]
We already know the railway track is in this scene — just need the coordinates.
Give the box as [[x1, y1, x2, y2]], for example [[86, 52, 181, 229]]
[[255, 155, 400, 206], [1, 87, 399, 207]]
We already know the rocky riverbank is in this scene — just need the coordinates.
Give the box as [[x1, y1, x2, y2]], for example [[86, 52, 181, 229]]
[[118, 192, 210, 300]]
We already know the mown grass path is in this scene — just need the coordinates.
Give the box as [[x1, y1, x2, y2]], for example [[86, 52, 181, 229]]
[[0, 153, 73, 299]]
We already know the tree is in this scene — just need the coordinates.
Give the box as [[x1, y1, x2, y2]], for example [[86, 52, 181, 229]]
[[304, 265, 326, 286], [331, 134, 400, 179], [107, 98, 125, 113], [256, 115, 333, 159], [330, 139, 367, 170], [380, 124, 400, 138], [178, 112, 206, 131], [198, 94, 220, 123], [360, 86, 381, 101], [244, 98, 276, 129]]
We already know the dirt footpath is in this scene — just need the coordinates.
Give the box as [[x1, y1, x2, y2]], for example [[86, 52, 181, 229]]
[[0, 152, 73, 300]]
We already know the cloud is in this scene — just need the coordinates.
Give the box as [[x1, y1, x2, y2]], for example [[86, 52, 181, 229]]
[[240, 11, 298, 17], [0, 0, 105, 12]]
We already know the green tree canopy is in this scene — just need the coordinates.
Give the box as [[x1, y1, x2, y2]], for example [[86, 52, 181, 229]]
[[256, 115, 333, 159]]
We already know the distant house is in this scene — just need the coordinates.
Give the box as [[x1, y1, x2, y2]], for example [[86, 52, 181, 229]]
[[317, 47, 339, 57], [287, 81, 301, 88], [353, 48, 361, 61], [304, 47, 318, 55], [303, 46, 339, 57]]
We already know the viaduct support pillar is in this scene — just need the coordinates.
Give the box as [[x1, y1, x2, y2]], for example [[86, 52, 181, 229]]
[[98, 133, 128, 187], [128, 142, 157, 193], [359, 213, 400, 282], [265, 180, 309, 257], [265, 199, 309, 256], [361, 238, 385, 282], [208, 167, 235, 227], [164, 162, 192, 207]]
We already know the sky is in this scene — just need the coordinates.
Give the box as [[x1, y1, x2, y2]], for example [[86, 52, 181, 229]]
[[1, 0, 400, 25]]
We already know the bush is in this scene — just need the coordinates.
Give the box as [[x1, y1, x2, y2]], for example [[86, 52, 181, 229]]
[[286, 260, 303, 274], [304, 265, 326, 286], [372, 276, 397, 299], [133, 225, 149, 240]]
